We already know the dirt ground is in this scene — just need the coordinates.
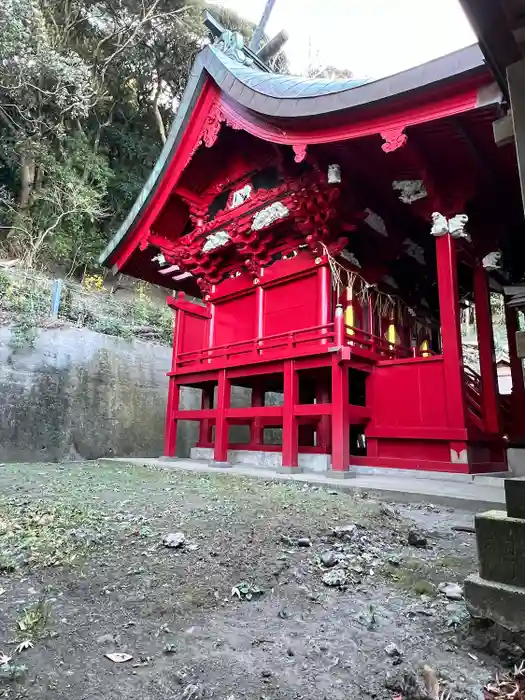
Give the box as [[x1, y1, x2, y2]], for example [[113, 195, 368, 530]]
[[0, 462, 517, 699]]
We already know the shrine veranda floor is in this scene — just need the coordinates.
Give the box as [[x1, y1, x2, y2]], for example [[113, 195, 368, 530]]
[[0, 461, 518, 699]]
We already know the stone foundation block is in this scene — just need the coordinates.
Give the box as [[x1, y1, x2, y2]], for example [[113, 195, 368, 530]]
[[476, 510, 525, 587], [505, 477, 525, 518], [465, 573, 525, 633]]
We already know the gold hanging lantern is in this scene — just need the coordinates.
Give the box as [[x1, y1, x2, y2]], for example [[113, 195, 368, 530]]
[[344, 285, 355, 335]]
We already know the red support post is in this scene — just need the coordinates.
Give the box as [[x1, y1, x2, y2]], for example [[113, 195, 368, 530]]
[[281, 360, 299, 470], [435, 235, 467, 430], [250, 384, 264, 446], [198, 385, 214, 446], [329, 354, 350, 475], [505, 300, 525, 434], [164, 380, 180, 457], [316, 381, 331, 452], [367, 298, 376, 353], [473, 266, 501, 434], [213, 370, 230, 465]]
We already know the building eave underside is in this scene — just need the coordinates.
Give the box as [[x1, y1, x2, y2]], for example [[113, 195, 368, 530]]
[[99, 44, 487, 270], [459, 0, 525, 95]]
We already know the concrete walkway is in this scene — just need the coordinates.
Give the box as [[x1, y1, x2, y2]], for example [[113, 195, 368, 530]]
[[98, 457, 507, 512]]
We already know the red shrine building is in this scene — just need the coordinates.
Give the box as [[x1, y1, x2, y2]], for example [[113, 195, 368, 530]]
[[101, 34, 525, 476]]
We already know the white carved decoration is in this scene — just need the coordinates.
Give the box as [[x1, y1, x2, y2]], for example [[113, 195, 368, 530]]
[[430, 212, 470, 240], [448, 214, 470, 240], [230, 184, 252, 209], [328, 164, 341, 184], [482, 251, 502, 271], [159, 264, 180, 276], [403, 238, 425, 265], [407, 307, 416, 317], [202, 230, 231, 253], [173, 272, 193, 281], [430, 212, 449, 236], [383, 275, 399, 289], [252, 202, 289, 231], [340, 250, 361, 267], [151, 252, 166, 265], [392, 179, 428, 204], [364, 208, 388, 237]]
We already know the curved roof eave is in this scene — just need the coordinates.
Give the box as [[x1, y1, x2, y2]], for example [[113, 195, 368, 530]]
[[204, 43, 485, 118], [100, 43, 487, 269]]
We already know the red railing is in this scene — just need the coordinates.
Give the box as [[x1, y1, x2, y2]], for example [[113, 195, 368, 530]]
[[464, 365, 485, 431], [343, 325, 412, 359], [175, 323, 336, 368]]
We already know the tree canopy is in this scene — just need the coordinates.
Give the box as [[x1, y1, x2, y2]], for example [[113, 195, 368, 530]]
[[0, 0, 287, 273]]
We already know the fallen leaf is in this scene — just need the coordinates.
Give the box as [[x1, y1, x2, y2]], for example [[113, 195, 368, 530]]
[[0, 588, 5, 596], [15, 641, 33, 653], [105, 653, 133, 663], [0, 653, 11, 666]]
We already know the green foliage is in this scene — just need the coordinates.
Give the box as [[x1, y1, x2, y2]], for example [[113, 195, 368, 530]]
[[0, 0, 281, 272]]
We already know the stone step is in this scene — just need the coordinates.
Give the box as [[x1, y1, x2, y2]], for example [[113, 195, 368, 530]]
[[476, 509, 525, 587], [465, 573, 525, 633], [505, 477, 525, 518]]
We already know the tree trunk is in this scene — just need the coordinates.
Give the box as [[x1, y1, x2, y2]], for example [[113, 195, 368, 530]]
[[19, 156, 36, 212], [152, 79, 167, 145]]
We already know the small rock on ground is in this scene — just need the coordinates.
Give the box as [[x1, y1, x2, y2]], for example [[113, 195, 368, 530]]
[[438, 582, 463, 600], [297, 537, 311, 547], [163, 532, 186, 549], [320, 550, 339, 568], [322, 568, 347, 587], [385, 642, 402, 657], [407, 529, 427, 547]]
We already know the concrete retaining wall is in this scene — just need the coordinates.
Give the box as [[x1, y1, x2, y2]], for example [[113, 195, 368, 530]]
[[0, 327, 201, 462]]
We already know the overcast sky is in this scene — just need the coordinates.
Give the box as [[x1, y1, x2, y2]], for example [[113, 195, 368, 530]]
[[218, 0, 476, 78]]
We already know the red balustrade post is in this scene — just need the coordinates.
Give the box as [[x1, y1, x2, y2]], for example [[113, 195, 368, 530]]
[[473, 266, 501, 434], [505, 299, 525, 435], [280, 360, 299, 471], [328, 353, 352, 477], [435, 235, 467, 431], [212, 370, 231, 466], [163, 381, 179, 457]]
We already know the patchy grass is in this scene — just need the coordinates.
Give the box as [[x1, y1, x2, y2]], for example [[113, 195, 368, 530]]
[[0, 461, 486, 700]]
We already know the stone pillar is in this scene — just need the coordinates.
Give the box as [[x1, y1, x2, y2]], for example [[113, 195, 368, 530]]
[[465, 478, 525, 632]]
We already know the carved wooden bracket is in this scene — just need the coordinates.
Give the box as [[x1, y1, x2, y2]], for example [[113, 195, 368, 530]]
[[292, 144, 308, 163], [380, 128, 408, 153]]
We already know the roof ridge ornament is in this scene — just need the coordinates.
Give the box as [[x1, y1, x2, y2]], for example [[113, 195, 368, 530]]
[[215, 30, 254, 67]]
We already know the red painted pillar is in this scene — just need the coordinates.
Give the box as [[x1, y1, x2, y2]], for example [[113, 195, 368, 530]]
[[213, 370, 230, 465], [505, 300, 525, 434], [435, 235, 467, 430], [316, 380, 331, 452], [329, 354, 351, 476], [473, 266, 501, 434], [281, 360, 299, 470], [319, 264, 331, 344], [367, 297, 376, 353], [250, 384, 264, 447], [198, 385, 214, 447], [164, 381, 180, 457]]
